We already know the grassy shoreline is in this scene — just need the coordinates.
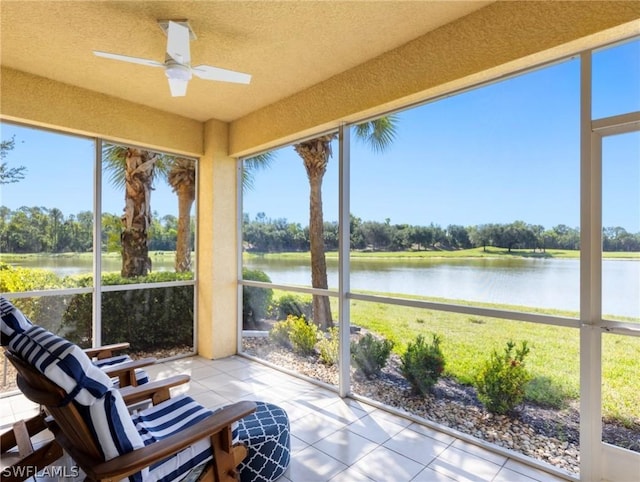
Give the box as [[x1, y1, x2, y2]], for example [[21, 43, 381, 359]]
[[245, 246, 640, 260], [2, 247, 639, 262]]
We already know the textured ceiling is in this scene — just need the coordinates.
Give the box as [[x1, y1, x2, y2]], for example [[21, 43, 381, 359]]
[[0, 0, 492, 122]]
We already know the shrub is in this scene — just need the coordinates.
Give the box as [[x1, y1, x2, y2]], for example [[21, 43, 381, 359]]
[[318, 327, 339, 366], [351, 333, 394, 379], [400, 334, 445, 395], [289, 316, 318, 356], [242, 268, 273, 329], [269, 315, 318, 356], [272, 293, 312, 320], [475, 340, 532, 414], [269, 317, 295, 348], [0, 266, 194, 352], [63, 278, 194, 352]]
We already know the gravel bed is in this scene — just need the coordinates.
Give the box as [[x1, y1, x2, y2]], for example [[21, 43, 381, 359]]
[[243, 337, 640, 476]]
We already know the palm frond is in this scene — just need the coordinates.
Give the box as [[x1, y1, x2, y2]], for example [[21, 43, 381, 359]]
[[102, 144, 166, 188], [243, 152, 274, 192], [353, 115, 398, 154], [102, 144, 128, 188]]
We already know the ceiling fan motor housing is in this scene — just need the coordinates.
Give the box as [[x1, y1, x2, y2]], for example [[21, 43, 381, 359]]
[[165, 61, 192, 80]]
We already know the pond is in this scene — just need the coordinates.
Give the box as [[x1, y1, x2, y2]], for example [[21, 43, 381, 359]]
[[244, 256, 640, 319], [6, 253, 639, 319]]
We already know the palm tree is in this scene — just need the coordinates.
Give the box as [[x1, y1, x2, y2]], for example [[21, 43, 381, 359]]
[[294, 117, 397, 330], [103, 144, 161, 277], [167, 158, 196, 272]]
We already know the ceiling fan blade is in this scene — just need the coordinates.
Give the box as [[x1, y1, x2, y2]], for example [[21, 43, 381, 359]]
[[168, 78, 189, 97], [93, 51, 164, 68], [167, 21, 191, 65], [192, 65, 251, 84]]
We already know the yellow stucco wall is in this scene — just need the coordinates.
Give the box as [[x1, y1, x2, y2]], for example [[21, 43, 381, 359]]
[[229, 1, 640, 157], [0, 67, 203, 156], [197, 119, 238, 359]]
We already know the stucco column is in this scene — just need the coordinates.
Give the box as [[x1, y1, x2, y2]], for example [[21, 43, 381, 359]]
[[197, 119, 238, 359]]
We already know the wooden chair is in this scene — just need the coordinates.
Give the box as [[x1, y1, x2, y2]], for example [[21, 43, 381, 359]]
[[6, 350, 256, 482], [1, 343, 156, 481], [84, 342, 156, 388], [0, 411, 63, 482]]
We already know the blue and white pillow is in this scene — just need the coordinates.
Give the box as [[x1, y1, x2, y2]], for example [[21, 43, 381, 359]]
[[0, 296, 34, 345]]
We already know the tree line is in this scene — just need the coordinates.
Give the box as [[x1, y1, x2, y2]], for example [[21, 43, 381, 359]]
[[1, 206, 638, 255], [0, 206, 193, 254], [243, 213, 640, 253]]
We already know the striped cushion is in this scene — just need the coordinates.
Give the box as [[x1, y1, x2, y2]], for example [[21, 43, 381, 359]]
[[132, 394, 235, 482], [6, 325, 146, 479], [93, 355, 150, 387], [0, 296, 34, 345]]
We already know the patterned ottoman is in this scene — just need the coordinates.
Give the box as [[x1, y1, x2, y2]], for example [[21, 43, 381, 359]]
[[237, 401, 291, 482]]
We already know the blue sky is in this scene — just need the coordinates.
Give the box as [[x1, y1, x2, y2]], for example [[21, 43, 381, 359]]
[[244, 40, 640, 231], [1, 39, 639, 231]]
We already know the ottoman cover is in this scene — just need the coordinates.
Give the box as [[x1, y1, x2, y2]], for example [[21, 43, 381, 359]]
[[237, 401, 290, 482]]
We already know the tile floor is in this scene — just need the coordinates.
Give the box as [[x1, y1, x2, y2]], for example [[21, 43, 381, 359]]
[[1, 355, 573, 482]]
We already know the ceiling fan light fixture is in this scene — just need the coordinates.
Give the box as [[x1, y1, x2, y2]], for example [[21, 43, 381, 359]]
[[165, 62, 192, 81]]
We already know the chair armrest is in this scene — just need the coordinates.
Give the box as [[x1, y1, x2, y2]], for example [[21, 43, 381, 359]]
[[1, 411, 48, 453], [71, 401, 257, 481], [119, 374, 190, 405], [101, 357, 157, 387], [84, 342, 130, 359]]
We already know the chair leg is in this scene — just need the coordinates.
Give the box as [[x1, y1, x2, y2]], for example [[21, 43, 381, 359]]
[[210, 427, 244, 482]]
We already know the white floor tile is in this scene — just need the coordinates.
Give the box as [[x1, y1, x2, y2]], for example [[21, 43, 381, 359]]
[[347, 412, 408, 444], [450, 439, 508, 466], [286, 445, 347, 482], [383, 426, 450, 465], [291, 412, 343, 444], [503, 459, 569, 482], [314, 428, 378, 465], [317, 398, 368, 425], [494, 467, 539, 482], [412, 466, 457, 481], [407, 422, 457, 445], [191, 391, 232, 410], [428, 446, 502, 482], [329, 467, 376, 481], [350, 445, 426, 482], [210, 356, 250, 372], [290, 434, 310, 454], [272, 399, 316, 422]]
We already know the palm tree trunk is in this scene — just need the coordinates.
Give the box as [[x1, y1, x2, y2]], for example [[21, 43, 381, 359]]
[[296, 136, 334, 330], [121, 148, 154, 277], [175, 184, 195, 272]]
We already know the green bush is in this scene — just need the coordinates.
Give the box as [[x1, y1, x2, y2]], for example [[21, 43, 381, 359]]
[[400, 334, 445, 395], [1, 265, 194, 352], [351, 333, 394, 379], [269, 315, 318, 356], [289, 315, 318, 356], [242, 268, 273, 330], [0, 262, 65, 292], [318, 327, 339, 366], [475, 340, 532, 414], [272, 293, 312, 320], [63, 278, 194, 352], [269, 317, 295, 349]]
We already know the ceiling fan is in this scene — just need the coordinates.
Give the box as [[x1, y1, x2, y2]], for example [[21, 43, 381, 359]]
[[93, 20, 251, 97]]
